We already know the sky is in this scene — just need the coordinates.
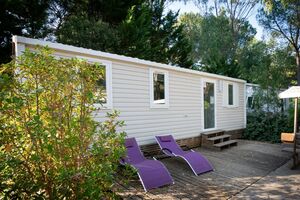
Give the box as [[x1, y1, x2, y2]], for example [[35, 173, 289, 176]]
[[167, 1, 264, 40]]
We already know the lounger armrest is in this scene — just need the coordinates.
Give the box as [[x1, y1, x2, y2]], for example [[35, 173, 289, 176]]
[[162, 148, 173, 155]]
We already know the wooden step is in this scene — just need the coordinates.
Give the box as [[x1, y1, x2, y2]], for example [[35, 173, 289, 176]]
[[202, 134, 231, 148], [207, 134, 231, 141], [214, 140, 238, 150], [201, 129, 225, 138]]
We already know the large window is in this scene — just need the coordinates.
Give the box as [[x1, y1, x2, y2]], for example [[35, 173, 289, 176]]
[[77, 56, 112, 109], [150, 69, 169, 108]]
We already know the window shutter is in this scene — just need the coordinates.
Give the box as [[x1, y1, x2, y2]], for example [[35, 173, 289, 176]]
[[234, 84, 239, 107]]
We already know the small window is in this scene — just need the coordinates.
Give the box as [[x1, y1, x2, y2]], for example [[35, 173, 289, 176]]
[[247, 96, 253, 109], [150, 69, 169, 108], [228, 84, 233, 105], [223, 82, 239, 107]]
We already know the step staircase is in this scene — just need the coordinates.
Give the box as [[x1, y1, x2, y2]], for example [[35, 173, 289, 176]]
[[201, 129, 237, 150]]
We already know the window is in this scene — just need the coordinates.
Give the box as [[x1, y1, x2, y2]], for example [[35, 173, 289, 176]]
[[154, 73, 165, 102], [94, 61, 112, 109], [150, 69, 169, 108], [223, 82, 239, 107], [77, 56, 112, 109], [247, 96, 253, 109], [94, 65, 107, 104], [228, 84, 234, 105]]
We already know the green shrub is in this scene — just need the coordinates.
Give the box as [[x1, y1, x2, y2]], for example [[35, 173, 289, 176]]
[[244, 110, 293, 143], [0, 47, 126, 199]]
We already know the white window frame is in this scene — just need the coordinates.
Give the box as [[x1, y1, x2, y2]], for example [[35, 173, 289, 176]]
[[149, 68, 169, 108], [223, 82, 239, 108], [76, 56, 113, 109]]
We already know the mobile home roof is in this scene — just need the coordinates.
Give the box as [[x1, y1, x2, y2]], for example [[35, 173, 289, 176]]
[[13, 36, 246, 83]]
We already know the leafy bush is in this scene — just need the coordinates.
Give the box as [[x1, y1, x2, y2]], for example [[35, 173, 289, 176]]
[[244, 110, 293, 143], [0, 47, 126, 199], [249, 87, 286, 113]]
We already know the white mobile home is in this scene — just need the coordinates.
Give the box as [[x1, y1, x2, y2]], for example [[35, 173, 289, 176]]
[[246, 83, 290, 113], [13, 36, 246, 145]]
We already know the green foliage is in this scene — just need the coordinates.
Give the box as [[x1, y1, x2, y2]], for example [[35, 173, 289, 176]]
[[250, 87, 284, 112], [240, 40, 296, 88], [178, 13, 202, 64], [1, 0, 298, 86], [0, 47, 126, 199], [261, 0, 300, 30], [239, 41, 271, 83], [0, 0, 51, 64], [0, 0, 143, 64], [244, 110, 293, 143], [57, 0, 193, 68], [179, 11, 296, 87], [57, 0, 143, 25], [117, 0, 193, 68], [180, 13, 255, 77], [56, 16, 119, 53], [258, 0, 300, 84]]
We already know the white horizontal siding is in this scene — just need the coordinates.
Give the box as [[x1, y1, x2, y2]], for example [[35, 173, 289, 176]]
[[23, 43, 246, 145], [94, 62, 204, 144], [216, 82, 245, 130]]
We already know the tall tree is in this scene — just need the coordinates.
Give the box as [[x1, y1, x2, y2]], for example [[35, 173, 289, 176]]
[[258, 0, 300, 85], [180, 13, 255, 77], [192, 0, 258, 51], [56, 16, 119, 52], [57, 0, 193, 68], [240, 39, 295, 88], [145, 0, 192, 67], [178, 13, 202, 64], [178, 0, 258, 77], [49, 0, 142, 26], [0, 0, 50, 64]]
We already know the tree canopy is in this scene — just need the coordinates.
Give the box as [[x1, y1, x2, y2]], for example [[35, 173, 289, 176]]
[[258, 0, 300, 85], [177, 0, 297, 88], [180, 12, 256, 78], [0, 0, 50, 63], [0, 0, 299, 88], [1, 0, 192, 68]]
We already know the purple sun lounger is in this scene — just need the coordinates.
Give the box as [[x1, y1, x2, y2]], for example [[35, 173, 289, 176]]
[[155, 135, 213, 176], [121, 137, 174, 192]]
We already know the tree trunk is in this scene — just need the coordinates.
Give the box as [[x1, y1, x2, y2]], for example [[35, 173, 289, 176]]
[[296, 51, 300, 133], [297, 51, 300, 86]]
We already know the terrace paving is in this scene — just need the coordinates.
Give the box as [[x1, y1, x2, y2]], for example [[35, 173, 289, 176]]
[[117, 140, 300, 200]]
